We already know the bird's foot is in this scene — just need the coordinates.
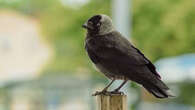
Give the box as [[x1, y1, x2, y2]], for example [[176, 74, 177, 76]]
[[110, 90, 124, 95], [92, 90, 124, 96], [92, 90, 110, 96]]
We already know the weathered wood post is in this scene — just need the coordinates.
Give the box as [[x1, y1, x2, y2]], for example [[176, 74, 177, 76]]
[[96, 94, 127, 110]]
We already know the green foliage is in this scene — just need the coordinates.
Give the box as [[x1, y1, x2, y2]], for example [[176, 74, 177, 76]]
[[0, 0, 55, 15], [176, 82, 195, 106], [132, 0, 195, 61]]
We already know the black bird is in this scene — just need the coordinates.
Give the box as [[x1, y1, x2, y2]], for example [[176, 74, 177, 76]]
[[82, 14, 173, 98]]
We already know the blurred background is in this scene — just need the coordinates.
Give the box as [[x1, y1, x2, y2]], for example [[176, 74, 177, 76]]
[[0, 0, 195, 110]]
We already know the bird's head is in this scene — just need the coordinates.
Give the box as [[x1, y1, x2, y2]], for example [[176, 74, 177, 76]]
[[82, 14, 115, 35]]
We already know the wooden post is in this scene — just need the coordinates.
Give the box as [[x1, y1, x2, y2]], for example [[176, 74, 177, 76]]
[[97, 94, 127, 110]]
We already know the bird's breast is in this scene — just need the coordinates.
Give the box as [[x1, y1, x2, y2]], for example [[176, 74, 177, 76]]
[[85, 37, 101, 49]]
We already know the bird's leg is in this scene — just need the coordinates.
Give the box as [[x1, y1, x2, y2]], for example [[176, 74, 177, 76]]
[[111, 80, 128, 94], [92, 79, 115, 96], [102, 79, 115, 92]]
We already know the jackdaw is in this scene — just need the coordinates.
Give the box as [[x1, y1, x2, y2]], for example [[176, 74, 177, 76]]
[[82, 14, 173, 98]]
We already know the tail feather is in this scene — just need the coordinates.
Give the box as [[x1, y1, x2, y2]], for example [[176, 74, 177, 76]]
[[142, 79, 174, 98]]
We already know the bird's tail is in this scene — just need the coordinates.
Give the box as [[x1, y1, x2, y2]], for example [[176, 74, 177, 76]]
[[142, 79, 175, 98]]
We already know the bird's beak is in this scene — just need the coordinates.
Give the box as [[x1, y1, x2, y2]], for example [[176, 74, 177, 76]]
[[82, 22, 94, 30], [82, 22, 88, 29]]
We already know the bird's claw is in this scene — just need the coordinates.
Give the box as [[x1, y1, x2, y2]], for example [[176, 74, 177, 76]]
[[92, 91, 109, 96], [92, 90, 124, 96], [110, 90, 124, 95]]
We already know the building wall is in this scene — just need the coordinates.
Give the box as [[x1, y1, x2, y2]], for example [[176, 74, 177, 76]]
[[0, 10, 51, 83]]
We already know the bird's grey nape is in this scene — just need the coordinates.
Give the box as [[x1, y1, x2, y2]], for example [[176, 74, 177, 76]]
[[98, 14, 115, 35]]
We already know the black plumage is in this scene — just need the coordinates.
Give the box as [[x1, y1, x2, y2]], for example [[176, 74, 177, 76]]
[[83, 14, 173, 98]]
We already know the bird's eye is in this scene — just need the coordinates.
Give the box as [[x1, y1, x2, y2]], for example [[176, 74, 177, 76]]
[[88, 21, 93, 25], [97, 22, 101, 26]]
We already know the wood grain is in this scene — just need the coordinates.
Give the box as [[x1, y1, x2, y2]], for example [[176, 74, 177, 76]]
[[97, 94, 127, 110]]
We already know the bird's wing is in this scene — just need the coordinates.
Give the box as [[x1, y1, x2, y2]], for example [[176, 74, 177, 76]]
[[130, 45, 161, 78]]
